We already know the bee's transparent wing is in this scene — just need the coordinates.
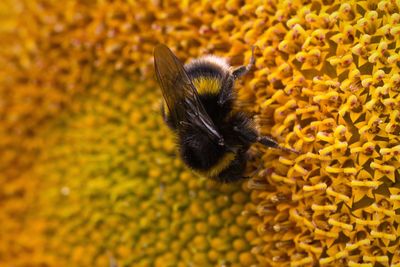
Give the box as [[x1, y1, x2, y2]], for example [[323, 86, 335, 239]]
[[154, 44, 224, 145]]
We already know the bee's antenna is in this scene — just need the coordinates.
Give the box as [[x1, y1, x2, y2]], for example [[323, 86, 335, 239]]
[[277, 145, 300, 154], [243, 147, 266, 179]]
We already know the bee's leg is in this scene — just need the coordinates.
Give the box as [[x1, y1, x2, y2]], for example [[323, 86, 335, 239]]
[[243, 162, 264, 179], [256, 135, 280, 148], [219, 46, 257, 106], [231, 46, 256, 79], [258, 135, 300, 154], [232, 124, 258, 144], [229, 113, 260, 144], [233, 123, 299, 154], [245, 146, 261, 161]]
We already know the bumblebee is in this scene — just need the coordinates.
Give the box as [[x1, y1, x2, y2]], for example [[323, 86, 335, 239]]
[[154, 44, 297, 183]]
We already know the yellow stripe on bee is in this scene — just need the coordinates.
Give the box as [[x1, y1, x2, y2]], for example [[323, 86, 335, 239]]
[[192, 77, 221, 94], [198, 152, 235, 178]]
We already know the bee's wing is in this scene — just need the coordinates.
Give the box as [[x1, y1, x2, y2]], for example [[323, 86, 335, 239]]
[[154, 44, 224, 145]]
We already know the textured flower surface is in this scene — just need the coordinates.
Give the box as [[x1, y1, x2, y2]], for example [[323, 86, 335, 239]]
[[1, 0, 400, 266]]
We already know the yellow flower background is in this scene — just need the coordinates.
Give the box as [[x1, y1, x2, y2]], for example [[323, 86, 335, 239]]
[[1, 0, 400, 266]]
